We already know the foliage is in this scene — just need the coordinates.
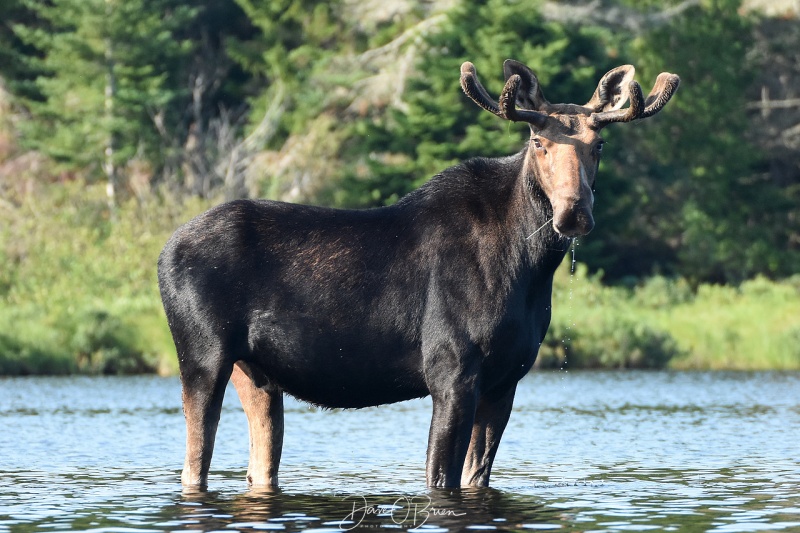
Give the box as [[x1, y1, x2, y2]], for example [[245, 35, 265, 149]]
[[2, 0, 797, 282], [10, 0, 195, 178], [331, 0, 619, 207], [537, 259, 800, 371], [0, 179, 212, 375], [585, 0, 799, 283], [2, 0, 258, 197], [0, 176, 796, 375]]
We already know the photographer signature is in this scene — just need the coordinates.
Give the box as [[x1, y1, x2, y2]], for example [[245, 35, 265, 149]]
[[339, 494, 465, 529]]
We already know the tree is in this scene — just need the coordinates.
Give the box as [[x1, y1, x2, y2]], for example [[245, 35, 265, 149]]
[[588, 0, 799, 282], [0, 0, 43, 102], [12, 0, 195, 205]]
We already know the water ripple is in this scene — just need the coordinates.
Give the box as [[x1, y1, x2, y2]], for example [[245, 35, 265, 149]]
[[0, 372, 798, 532]]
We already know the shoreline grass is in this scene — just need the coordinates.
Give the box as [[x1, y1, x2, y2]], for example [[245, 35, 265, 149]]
[[541, 262, 800, 371]]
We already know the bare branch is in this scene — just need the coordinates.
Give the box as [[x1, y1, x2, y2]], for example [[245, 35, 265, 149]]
[[746, 98, 800, 109], [541, 0, 701, 33]]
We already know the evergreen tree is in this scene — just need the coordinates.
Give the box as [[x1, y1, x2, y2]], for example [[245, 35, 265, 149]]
[[13, 0, 195, 204], [231, 0, 350, 139], [0, 0, 43, 102], [589, 0, 798, 282]]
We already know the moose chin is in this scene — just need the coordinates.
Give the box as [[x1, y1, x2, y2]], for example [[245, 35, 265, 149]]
[[158, 58, 679, 490]]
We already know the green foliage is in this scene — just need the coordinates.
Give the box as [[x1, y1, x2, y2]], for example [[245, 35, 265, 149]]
[[1, 0, 799, 374], [68, 310, 159, 374], [584, 0, 799, 283], [538, 264, 684, 370], [11, 0, 196, 176], [2, 0, 798, 282], [0, 0, 42, 101], [537, 260, 800, 371], [0, 180, 209, 375], [232, 0, 351, 140], [1, 183, 798, 374]]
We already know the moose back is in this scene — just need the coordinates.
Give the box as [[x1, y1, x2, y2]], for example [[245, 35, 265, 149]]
[[158, 59, 679, 489]]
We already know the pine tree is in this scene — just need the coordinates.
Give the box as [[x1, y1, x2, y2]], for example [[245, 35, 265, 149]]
[[0, 0, 43, 102], [13, 0, 195, 206]]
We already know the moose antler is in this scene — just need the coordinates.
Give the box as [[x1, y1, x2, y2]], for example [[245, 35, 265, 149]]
[[591, 72, 680, 128], [640, 72, 681, 118], [460, 62, 549, 129], [460, 62, 502, 115]]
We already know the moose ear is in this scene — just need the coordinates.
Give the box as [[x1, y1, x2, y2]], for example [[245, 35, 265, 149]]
[[503, 59, 548, 110], [586, 65, 636, 112]]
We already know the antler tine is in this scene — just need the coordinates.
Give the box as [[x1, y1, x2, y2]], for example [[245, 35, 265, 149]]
[[641, 72, 680, 118], [460, 62, 502, 117], [590, 80, 645, 128], [499, 75, 549, 129]]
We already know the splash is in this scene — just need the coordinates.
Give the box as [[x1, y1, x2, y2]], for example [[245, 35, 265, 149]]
[[561, 238, 579, 375]]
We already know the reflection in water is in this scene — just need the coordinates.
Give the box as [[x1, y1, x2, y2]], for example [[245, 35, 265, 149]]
[[0, 372, 799, 532], [170, 487, 561, 531]]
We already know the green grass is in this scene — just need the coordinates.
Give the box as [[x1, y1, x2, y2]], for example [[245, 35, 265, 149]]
[[542, 262, 800, 371], [0, 181, 209, 375], [1, 181, 798, 375]]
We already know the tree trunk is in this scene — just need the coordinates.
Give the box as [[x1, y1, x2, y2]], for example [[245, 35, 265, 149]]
[[103, 0, 117, 211]]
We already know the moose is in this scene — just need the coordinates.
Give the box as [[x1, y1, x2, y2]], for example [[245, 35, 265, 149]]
[[158, 59, 679, 489]]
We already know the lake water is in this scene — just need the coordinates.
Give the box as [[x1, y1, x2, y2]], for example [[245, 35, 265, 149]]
[[1, 372, 798, 532]]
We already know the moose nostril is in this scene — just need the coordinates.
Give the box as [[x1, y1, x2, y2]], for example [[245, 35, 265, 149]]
[[554, 211, 594, 237], [554, 222, 578, 237]]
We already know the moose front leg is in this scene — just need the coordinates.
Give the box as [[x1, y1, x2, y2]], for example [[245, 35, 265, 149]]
[[426, 388, 478, 488], [423, 341, 481, 489], [461, 386, 516, 487]]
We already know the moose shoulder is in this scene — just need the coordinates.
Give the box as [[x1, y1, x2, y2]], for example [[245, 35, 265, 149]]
[[158, 59, 679, 490]]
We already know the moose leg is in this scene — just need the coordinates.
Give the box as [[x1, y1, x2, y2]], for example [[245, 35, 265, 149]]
[[426, 389, 478, 487], [230, 361, 283, 488], [424, 345, 480, 489], [461, 386, 516, 487], [180, 353, 234, 489]]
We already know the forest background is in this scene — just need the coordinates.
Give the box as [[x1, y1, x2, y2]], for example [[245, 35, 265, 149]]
[[1, 0, 799, 375]]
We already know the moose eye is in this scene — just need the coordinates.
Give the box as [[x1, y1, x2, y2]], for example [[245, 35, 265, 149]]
[[532, 138, 544, 150], [595, 141, 605, 154]]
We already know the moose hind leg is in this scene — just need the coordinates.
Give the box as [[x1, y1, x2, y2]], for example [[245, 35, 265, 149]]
[[180, 353, 234, 489], [231, 361, 284, 488], [461, 386, 516, 487]]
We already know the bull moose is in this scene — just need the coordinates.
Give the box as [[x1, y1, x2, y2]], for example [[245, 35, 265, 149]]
[[158, 59, 679, 489]]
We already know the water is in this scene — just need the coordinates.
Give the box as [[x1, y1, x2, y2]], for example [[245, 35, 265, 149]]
[[1, 372, 799, 532]]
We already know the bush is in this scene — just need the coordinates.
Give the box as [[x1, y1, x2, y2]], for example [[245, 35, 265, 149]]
[[0, 180, 203, 375], [68, 310, 159, 374], [538, 314, 682, 370], [540, 259, 800, 371], [0, 333, 74, 375]]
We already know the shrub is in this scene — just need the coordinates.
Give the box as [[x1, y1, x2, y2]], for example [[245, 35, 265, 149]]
[[539, 314, 682, 370]]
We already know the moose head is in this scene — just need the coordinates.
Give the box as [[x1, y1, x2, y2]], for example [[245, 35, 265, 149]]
[[461, 60, 680, 237]]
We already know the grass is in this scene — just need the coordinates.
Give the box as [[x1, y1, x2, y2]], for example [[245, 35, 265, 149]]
[[542, 261, 800, 371], [0, 180, 209, 375], [1, 181, 798, 375]]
